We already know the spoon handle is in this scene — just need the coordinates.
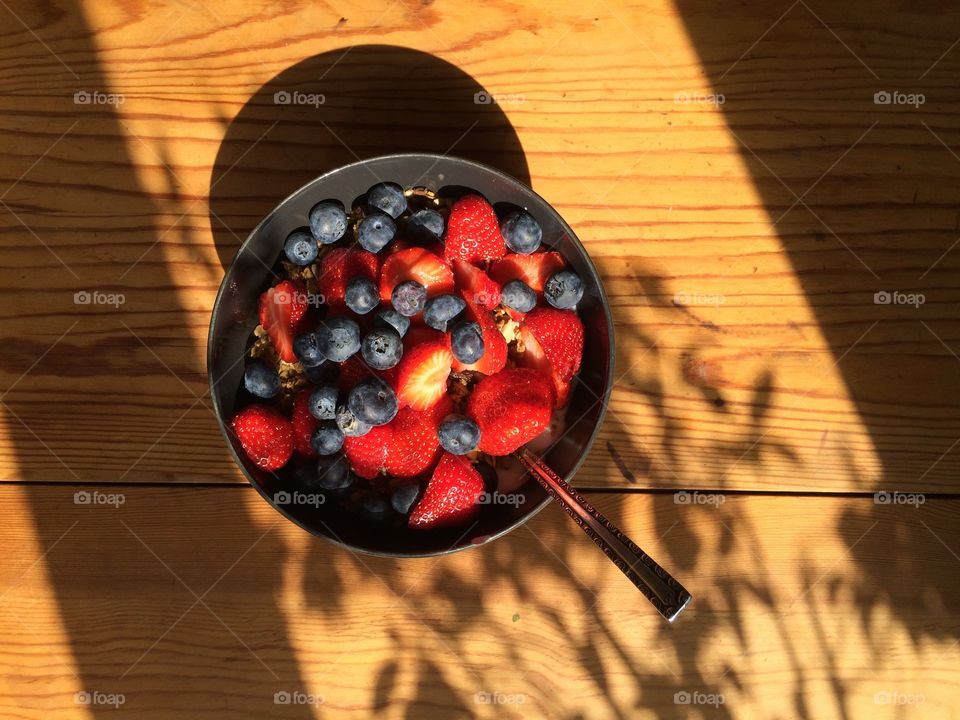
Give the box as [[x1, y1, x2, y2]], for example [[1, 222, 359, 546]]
[[515, 447, 692, 622]]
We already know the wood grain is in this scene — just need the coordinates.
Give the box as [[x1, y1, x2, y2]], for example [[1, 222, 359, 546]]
[[0, 0, 958, 490], [0, 487, 957, 719]]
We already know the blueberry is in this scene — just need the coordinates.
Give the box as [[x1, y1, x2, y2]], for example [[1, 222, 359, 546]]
[[357, 212, 396, 253], [375, 309, 410, 338], [362, 495, 393, 522], [544, 270, 584, 309], [348, 376, 399, 426], [336, 403, 371, 437], [314, 454, 355, 493], [438, 414, 481, 455], [293, 331, 325, 367], [367, 182, 407, 219], [361, 327, 403, 370], [406, 208, 444, 240], [317, 316, 360, 362], [451, 321, 485, 364], [243, 360, 280, 398], [423, 293, 466, 331], [392, 280, 427, 317], [309, 202, 348, 245], [390, 482, 421, 515], [311, 423, 344, 455], [500, 279, 536, 313], [284, 228, 318, 265], [500, 210, 542, 254], [308, 385, 338, 420], [345, 276, 379, 315]]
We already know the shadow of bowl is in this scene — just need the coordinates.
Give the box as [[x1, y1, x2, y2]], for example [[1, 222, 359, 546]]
[[208, 154, 614, 556]]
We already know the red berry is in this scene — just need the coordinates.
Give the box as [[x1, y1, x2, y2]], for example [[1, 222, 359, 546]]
[[384, 405, 442, 477], [317, 248, 378, 311], [379, 247, 453, 303], [395, 341, 453, 411], [489, 250, 565, 294], [518, 307, 584, 407], [258, 280, 310, 363], [451, 259, 500, 310], [444, 195, 506, 264], [231, 404, 294, 471], [466, 368, 555, 456], [291, 390, 319, 457], [343, 424, 392, 480], [408, 452, 485, 529]]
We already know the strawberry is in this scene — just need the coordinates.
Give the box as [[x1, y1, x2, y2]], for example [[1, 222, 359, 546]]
[[408, 452, 485, 529], [230, 404, 294, 471], [337, 355, 396, 392], [379, 247, 454, 302], [444, 194, 506, 264], [343, 424, 392, 479], [317, 247, 378, 311], [291, 390, 319, 457], [258, 280, 310, 363], [466, 368, 555, 455], [489, 250, 565, 295], [451, 295, 507, 376], [518, 307, 584, 407], [451, 259, 500, 310], [384, 405, 442, 477], [403, 325, 448, 352], [395, 341, 453, 410]]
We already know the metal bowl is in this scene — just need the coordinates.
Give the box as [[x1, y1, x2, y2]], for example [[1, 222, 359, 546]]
[[208, 154, 614, 556]]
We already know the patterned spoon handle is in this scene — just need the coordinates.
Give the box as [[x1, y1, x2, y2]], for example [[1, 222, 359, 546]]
[[515, 447, 692, 622]]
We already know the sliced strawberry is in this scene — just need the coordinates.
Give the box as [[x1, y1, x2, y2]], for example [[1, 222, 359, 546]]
[[444, 194, 506, 264], [395, 342, 453, 410], [291, 390, 319, 457], [317, 247, 379, 311], [231, 404, 294, 471], [384, 406, 442, 477], [518, 308, 584, 407], [258, 280, 310, 363], [452, 259, 500, 310], [379, 247, 454, 302], [337, 355, 396, 392], [403, 325, 448, 352], [466, 368, 555, 456], [408, 452, 485, 529], [451, 295, 507, 376], [343, 424, 392, 479], [489, 250, 566, 295]]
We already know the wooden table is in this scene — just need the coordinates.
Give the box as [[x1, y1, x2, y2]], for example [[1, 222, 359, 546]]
[[1, 0, 958, 717]]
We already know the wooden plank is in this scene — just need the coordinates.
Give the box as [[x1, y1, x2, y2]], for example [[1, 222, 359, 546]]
[[0, 0, 957, 491], [0, 486, 957, 719]]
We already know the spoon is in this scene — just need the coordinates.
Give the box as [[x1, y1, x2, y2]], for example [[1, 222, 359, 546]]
[[514, 447, 692, 622]]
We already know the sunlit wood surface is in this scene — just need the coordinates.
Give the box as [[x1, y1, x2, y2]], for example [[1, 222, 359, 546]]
[[0, 0, 958, 717]]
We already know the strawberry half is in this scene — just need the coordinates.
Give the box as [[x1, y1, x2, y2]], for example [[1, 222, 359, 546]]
[[408, 452, 485, 529], [466, 368, 555, 455], [489, 250, 565, 295], [395, 341, 453, 410], [291, 389, 319, 457], [384, 404, 443, 477], [231, 404, 294, 471], [451, 295, 507, 376], [518, 307, 584, 407], [318, 247, 378, 311], [343, 424, 392, 479], [258, 280, 310, 363], [452, 259, 500, 310], [403, 326, 449, 352], [379, 247, 454, 302], [444, 194, 506, 264]]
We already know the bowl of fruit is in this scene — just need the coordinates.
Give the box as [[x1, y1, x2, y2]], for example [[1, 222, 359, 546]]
[[208, 154, 614, 556]]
